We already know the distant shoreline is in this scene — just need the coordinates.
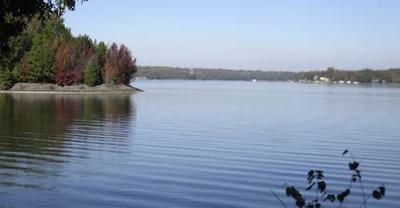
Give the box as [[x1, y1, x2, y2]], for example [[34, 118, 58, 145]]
[[136, 66, 400, 84], [0, 83, 143, 94]]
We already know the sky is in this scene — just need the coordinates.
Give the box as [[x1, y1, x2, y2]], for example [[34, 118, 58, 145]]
[[64, 0, 400, 71]]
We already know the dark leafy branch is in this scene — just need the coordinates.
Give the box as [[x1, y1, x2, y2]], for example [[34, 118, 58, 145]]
[[0, 0, 88, 55], [275, 150, 386, 208]]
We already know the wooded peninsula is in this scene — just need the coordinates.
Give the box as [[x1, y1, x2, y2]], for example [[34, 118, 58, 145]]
[[0, 0, 137, 92]]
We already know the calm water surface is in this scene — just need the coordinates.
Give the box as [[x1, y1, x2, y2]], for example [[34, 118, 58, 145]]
[[0, 81, 400, 207]]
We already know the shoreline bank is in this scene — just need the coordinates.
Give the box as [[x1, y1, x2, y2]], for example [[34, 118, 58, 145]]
[[0, 83, 143, 94]]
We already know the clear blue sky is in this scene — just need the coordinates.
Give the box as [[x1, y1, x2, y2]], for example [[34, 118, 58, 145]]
[[64, 0, 400, 71]]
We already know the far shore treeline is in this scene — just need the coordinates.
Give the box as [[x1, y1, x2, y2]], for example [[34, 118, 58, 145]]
[[0, 0, 137, 90], [137, 66, 400, 83]]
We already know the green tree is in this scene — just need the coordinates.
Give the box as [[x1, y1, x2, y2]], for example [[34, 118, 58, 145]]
[[94, 41, 107, 82], [391, 70, 400, 83], [326, 67, 335, 80], [95, 41, 107, 66], [0, 67, 15, 90], [82, 41, 107, 86], [25, 16, 71, 83], [9, 16, 43, 81], [357, 68, 374, 83], [83, 58, 100, 87]]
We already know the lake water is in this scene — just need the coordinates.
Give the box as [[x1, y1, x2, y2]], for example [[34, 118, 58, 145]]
[[0, 80, 399, 207]]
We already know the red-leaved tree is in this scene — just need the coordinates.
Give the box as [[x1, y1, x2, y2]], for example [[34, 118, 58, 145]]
[[53, 39, 93, 86], [104, 43, 136, 85]]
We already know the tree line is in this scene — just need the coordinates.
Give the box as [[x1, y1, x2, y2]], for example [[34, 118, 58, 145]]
[[296, 67, 400, 83], [137, 66, 400, 83], [0, 0, 137, 90], [136, 66, 297, 81]]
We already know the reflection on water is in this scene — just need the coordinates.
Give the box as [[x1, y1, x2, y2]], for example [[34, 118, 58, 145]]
[[0, 94, 136, 190]]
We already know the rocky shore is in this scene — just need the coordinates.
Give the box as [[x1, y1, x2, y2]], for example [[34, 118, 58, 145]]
[[0, 83, 143, 94]]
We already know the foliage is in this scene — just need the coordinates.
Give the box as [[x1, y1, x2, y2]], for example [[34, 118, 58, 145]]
[[137, 66, 400, 83], [1, 15, 42, 71], [136, 66, 297, 81], [93, 41, 107, 83], [53, 40, 92, 86], [25, 16, 72, 83], [83, 58, 101, 87], [0, 0, 87, 55], [75, 35, 95, 60], [296, 68, 400, 83], [104, 43, 137, 85], [82, 41, 107, 86], [40, 15, 72, 42], [13, 56, 31, 82], [0, 8, 137, 89], [53, 35, 95, 86], [95, 41, 107, 68], [357, 69, 374, 83], [10, 16, 43, 81], [390, 69, 400, 83], [275, 150, 386, 208], [53, 42, 80, 86], [95, 42, 107, 59], [0, 68, 15, 90]]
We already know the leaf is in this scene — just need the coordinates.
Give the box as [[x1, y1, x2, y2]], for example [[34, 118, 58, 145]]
[[295, 198, 305, 208], [324, 194, 336, 202], [355, 170, 362, 179], [286, 185, 304, 203], [343, 189, 350, 196], [308, 170, 314, 177], [307, 170, 315, 182], [348, 161, 359, 171], [351, 176, 357, 182], [286, 186, 293, 197], [337, 194, 344, 203], [342, 149, 348, 155], [337, 189, 350, 203], [373, 190, 382, 200], [316, 170, 324, 179], [318, 181, 326, 193], [379, 185, 385, 196]]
